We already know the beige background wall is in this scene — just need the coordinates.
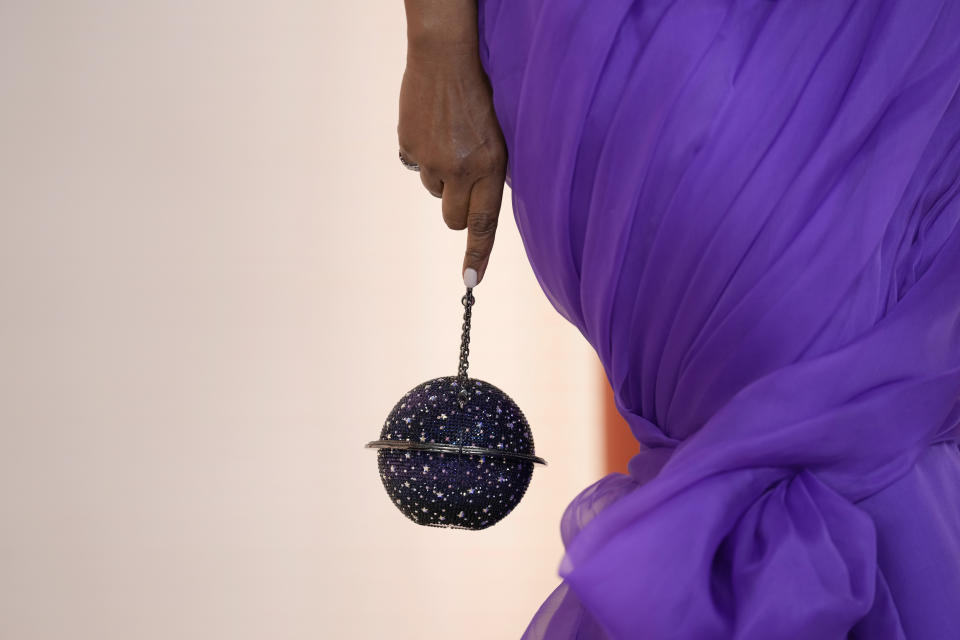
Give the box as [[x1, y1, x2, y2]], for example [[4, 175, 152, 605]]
[[0, 2, 603, 638]]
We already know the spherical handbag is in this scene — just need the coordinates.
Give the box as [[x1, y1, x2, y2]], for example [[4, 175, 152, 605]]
[[365, 286, 546, 530]]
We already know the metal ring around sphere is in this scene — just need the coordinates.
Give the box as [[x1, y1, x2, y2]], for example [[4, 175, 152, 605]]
[[365, 439, 547, 465]]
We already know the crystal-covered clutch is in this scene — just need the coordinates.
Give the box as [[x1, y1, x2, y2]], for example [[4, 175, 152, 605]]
[[365, 286, 546, 530]]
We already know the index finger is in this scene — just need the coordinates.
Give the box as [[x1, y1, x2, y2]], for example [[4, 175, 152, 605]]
[[462, 173, 506, 287]]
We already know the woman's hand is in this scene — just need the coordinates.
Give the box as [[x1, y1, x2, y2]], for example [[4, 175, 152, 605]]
[[398, 3, 507, 288]]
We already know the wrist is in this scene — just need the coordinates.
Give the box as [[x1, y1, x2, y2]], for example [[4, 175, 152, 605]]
[[405, 0, 478, 53]]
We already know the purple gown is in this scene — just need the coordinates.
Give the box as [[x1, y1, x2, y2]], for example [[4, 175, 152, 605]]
[[475, 1, 960, 638]]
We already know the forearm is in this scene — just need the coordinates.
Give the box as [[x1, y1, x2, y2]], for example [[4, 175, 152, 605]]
[[403, 0, 478, 55]]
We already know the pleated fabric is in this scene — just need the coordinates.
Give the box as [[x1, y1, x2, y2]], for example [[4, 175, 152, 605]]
[[475, 1, 960, 638]]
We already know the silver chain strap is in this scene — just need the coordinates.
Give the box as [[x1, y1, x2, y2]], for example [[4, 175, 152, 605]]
[[456, 286, 475, 407]]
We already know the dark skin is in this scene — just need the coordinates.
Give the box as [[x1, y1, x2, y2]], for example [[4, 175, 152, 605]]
[[398, 0, 508, 287]]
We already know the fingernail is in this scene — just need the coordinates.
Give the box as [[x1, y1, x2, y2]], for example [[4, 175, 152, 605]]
[[463, 267, 478, 288]]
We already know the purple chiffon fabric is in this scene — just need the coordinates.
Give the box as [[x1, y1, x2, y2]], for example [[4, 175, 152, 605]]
[[475, 1, 960, 638]]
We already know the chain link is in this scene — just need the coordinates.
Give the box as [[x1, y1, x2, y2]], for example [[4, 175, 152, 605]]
[[458, 287, 474, 379], [457, 286, 475, 407]]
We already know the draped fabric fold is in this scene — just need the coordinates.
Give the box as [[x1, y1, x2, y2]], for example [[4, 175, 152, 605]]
[[477, 1, 960, 637]]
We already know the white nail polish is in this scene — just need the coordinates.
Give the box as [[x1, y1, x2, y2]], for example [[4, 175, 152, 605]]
[[463, 267, 478, 288]]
